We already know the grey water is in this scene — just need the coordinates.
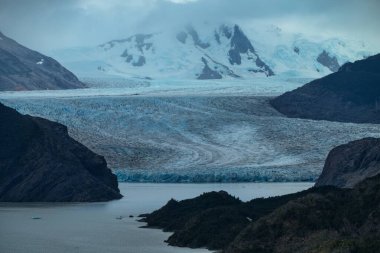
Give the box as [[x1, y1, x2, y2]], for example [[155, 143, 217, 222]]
[[0, 182, 313, 253]]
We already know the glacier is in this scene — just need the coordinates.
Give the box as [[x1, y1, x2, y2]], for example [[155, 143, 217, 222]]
[[1, 77, 380, 183]]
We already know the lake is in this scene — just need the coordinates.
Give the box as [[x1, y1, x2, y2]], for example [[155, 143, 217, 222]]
[[0, 182, 313, 253]]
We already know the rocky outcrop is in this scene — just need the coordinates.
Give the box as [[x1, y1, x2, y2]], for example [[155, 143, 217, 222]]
[[110, 34, 153, 67], [317, 50, 340, 72], [315, 137, 380, 188], [0, 31, 85, 91], [140, 191, 245, 249], [228, 25, 274, 77], [140, 188, 318, 250], [226, 174, 380, 253], [228, 25, 255, 65], [0, 103, 122, 202], [186, 25, 210, 49], [141, 191, 241, 230], [145, 175, 380, 253], [197, 57, 223, 79], [271, 53, 380, 123]]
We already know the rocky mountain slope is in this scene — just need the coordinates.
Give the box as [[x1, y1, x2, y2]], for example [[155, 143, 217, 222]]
[[0, 103, 121, 202], [51, 24, 371, 80], [270, 53, 380, 123], [141, 137, 380, 252], [315, 137, 380, 188], [140, 188, 324, 250], [226, 174, 380, 253], [0, 31, 86, 91]]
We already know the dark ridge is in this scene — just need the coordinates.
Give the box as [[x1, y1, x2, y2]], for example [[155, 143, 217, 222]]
[[230, 25, 255, 55], [226, 174, 380, 253], [0, 32, 85, 91], [99, 36, 133, 49], [186, 25, 210, 49], [141, 184, 336, 250], [134, 34, 153, 53], [197, 57, 223, 79], [228, 25, 274, 76], [118, 34, 152, 66], [203, 54, 240, 78], [166, 187, 331, 250], [339, 53, 380, 73], [141, 138, 380, 252], [140, 191, 241, 231], [102, 34, 153, 51], [0, 48, 31, 75], [256, 57, 275, 77], [0, 103, 122, 202], [316, 137, 380, 188], [228, 25, 252, 65], [271, 53, 380, 123], [220, 25, 232, 39], [317, 50, 340, 72]]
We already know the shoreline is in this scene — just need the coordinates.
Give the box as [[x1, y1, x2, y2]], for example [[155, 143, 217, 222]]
[[0, 182, 312, 253]]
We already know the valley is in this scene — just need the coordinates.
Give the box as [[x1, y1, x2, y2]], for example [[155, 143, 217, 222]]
[[2, 77, 379, 183], [1, 1, 380, 253]]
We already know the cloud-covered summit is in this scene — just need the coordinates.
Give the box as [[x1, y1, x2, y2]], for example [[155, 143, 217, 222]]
[[0, 0, 379, 52]]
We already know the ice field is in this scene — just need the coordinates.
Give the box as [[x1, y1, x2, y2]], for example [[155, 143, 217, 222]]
[[1, 77, 380, 182]]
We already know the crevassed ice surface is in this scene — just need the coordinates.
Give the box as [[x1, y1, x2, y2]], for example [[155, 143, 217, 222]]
[[1, 77, 380, 182]]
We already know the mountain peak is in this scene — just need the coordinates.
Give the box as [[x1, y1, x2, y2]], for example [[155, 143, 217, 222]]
[[90, 23, 275, 79], [50, 23, 373, 80]]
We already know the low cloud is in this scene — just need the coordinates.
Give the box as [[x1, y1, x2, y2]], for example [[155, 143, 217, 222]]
[[0, 0, 379, 51]]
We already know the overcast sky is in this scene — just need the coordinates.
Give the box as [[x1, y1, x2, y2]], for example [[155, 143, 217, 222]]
[[0, 0, 379, 52]]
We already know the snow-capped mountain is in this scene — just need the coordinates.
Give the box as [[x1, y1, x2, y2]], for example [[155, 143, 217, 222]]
[[51, 23, 373, 81], [250, 25, 372, 78]]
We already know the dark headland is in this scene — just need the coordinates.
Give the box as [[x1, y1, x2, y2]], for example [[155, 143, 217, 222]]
[[141, 137, 380, 252], [0, 102, 122, 202], [270, 54, 380, 124]]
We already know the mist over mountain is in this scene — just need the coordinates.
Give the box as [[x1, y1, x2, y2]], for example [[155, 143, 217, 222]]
[[0, 0, 379, 53], [49, 23, 372, 80]]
